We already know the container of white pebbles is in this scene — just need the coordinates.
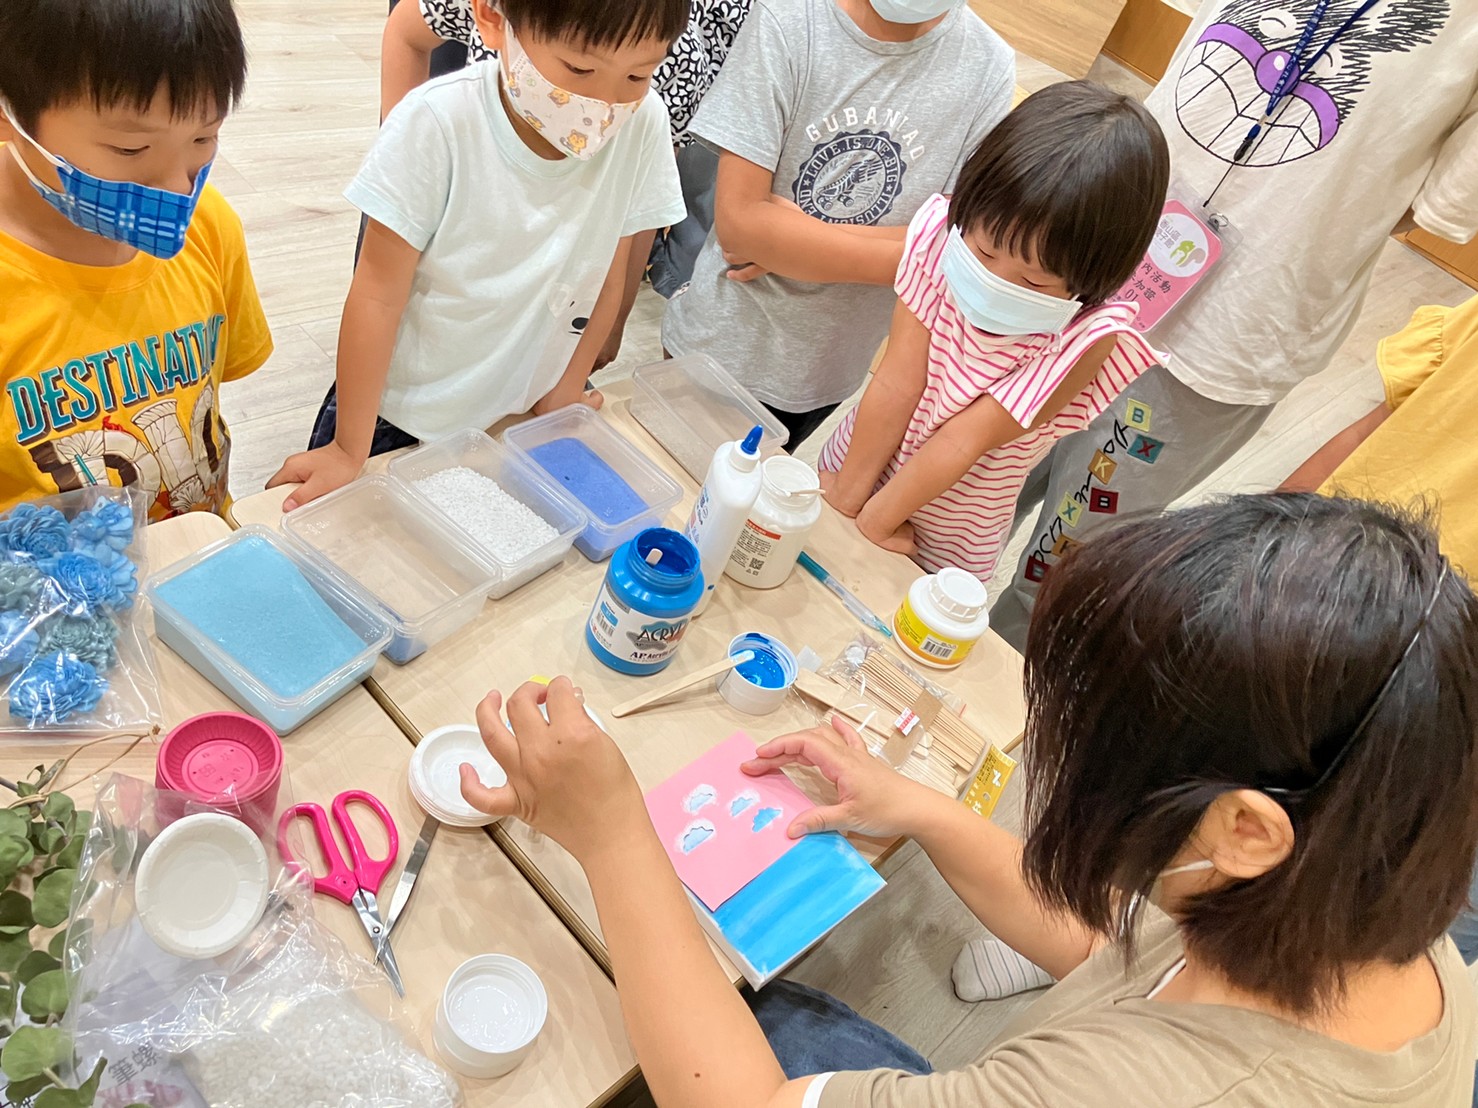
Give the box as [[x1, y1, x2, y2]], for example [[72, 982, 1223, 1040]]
[[390, 431, 588, 599]]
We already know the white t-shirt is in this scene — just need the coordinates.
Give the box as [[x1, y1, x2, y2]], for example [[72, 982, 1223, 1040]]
[[345, 64, 686, 440], [1144, 0, 1478, 406]]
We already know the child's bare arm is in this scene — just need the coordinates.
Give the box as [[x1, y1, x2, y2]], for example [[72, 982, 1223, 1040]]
[[855, 335, 1118, 547], [1280, 404, 1390, 491], [534, 235, 635, 414], [380, 0, 446, 121], [825, 301, 932, 517], [267, 219, 421, 509], [713, 152, 905, 285]]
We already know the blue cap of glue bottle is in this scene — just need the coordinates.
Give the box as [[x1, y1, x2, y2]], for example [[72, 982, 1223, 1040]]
[[585, 527, 705, 676]]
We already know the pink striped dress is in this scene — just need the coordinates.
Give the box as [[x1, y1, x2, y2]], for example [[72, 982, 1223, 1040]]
[[818, 193, 1162, 582]]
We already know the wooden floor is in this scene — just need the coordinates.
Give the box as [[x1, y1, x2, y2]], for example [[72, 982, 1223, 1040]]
[[215, 0, 1473, 1088]]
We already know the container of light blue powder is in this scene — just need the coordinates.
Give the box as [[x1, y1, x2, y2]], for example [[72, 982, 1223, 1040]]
[[717, 633, 798, 715], [585, 528, 704, 676], [146, 527, 392, 733]]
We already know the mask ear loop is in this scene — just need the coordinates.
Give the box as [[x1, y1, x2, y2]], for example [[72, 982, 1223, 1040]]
[[1, 101, 68, 191]]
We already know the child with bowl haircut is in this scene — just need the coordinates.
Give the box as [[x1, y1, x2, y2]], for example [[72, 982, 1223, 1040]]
[[271, 0, 688, 510], [819, 83, 1170, 580], [0, 0, 271, 521]]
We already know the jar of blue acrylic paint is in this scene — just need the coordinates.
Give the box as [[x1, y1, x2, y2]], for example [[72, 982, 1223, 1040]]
[[585, 528, 705, 676]]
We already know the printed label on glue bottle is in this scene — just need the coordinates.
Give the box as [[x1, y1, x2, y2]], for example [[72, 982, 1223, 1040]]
[[895, 599, 975, 666], [587, 579, 692, 668]]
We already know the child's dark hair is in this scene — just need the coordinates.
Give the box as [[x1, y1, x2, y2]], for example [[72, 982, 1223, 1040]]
[[949, 81, 1169, 306], [0, 0, 246, 132], [1022, 493, 1478, 1014], [500, 0, 689, 50]]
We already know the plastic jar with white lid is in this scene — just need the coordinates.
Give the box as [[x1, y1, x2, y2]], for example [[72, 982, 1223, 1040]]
[[894, 568, 990, 669], [725, 456, 822, 589]]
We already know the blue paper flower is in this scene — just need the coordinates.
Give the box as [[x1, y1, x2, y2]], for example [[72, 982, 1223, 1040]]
[[96, 548, 137, 610], [41, 552, 115, 617], [40, 614, 119, 670], [70, 501, 135, 555], [0, 504, 71, 560], [8, 650, 106, 724], [0, 611, 40, 676], [0, 563, 45, 611]]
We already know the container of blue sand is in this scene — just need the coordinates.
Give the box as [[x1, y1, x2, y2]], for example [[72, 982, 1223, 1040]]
[[717, 632, 798, 716], [145, 527, 391, 734], [503, 404, 683, 561]]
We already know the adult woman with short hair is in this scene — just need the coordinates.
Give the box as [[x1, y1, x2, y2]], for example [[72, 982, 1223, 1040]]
[[463, 493, 1478, 1107]]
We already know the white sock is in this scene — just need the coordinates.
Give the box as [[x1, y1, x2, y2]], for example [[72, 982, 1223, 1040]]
[[952, 937, 1055, 1002]]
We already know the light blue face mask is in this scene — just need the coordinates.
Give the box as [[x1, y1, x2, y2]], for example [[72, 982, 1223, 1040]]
[[867, 0, 963, 24], [3, 106, 210, 259], [940, 226, 1082, 337]]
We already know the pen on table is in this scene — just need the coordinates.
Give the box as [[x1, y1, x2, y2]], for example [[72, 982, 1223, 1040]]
[[796, 552, 895, 640]]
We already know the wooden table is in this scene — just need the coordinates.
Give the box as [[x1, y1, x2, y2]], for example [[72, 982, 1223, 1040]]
[[231, 384, 1027, 980], [9, 512, 637, 1108]]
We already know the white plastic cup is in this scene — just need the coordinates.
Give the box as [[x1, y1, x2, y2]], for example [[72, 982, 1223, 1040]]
[[434, 954, 548, 1079], [717, 632, 798, 716]]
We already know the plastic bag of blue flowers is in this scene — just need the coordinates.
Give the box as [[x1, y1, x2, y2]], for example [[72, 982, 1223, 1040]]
[[0, 487, 162, 733]]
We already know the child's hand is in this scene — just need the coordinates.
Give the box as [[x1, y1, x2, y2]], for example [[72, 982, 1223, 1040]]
[[856, 512, 917, 556], [723, 248, 770, 283], [533, 387, 604, 416], [820, 470, 866, 519], [266, 442, 364, 512]]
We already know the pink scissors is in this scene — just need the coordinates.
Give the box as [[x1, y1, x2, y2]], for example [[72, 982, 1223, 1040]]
[[277, 790, 404, 996]]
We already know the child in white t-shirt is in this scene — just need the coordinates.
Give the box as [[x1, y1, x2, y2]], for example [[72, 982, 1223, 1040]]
[[269, 0, 686, 509]]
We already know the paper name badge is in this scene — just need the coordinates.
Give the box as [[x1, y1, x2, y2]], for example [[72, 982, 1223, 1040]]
[[1116, 199, 1223, 333]]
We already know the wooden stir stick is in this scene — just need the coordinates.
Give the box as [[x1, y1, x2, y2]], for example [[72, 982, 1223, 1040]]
[[611, 651, 756, 718]]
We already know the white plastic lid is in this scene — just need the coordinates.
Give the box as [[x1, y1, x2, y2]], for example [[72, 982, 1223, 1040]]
[[410, 724, 507, 826], [930, 568, 988, 620], [435, 954, 548, 1077], [761, 456, 822, 503], [136, 812, 270, 960]]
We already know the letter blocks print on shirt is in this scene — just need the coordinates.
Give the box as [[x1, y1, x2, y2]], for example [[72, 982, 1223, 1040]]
[[1128, 434, 1165, 464]]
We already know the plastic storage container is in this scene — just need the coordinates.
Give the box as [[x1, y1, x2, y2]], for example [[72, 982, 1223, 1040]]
[[387, 430, 587, 599], [503, 404, 683, 561], [433, 955, 548, 1079], [146, 527, 391, 734], [283, 476, 497, 664], [630, 354, 788, 481]]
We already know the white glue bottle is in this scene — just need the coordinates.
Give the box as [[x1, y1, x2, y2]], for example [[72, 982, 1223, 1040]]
[[725, 455, 822, 589], [684, 425, 763, 615]]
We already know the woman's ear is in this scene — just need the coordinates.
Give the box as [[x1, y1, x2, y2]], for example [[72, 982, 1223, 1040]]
[[470, 0, 507, 53], [1195, 789, 1296, 879]]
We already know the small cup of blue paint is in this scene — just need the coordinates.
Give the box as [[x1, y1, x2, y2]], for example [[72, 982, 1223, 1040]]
[[718, 632, 798, 716]]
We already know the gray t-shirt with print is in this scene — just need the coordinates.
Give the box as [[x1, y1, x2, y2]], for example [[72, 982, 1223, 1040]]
[[662, 0, 1014, 413]]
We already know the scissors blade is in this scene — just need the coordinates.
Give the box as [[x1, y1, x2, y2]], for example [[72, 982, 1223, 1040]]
[[384, 815, 438, 942], [354, 890, 405, 997]]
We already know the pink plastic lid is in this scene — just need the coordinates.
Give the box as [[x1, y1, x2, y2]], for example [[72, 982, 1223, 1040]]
[[157, 712, 283, 803]]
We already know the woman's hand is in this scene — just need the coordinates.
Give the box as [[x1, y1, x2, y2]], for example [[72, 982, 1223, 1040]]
[[459, 678, 648, 864], [741, 717, 941, 840]]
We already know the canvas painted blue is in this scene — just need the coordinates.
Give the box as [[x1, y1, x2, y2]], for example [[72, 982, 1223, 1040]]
[[693, 830, 886, 989]]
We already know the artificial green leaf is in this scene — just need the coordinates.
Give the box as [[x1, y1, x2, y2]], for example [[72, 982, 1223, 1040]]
[[15, 949, 59, 985], [0, 1023, 69, 1081], [0, 932, 32, 972], [0, 890, 34, 935], [47, 928, 68, 961], [5, 1072, 54, 1103], [31, 870, 76, 930], [0, 979, 14, 1022], [20, 969, 68, 1020], [30, 824, 64, 857], [41, 793, 73, 825], [56, 833, 85, 871], [16, 781, 37, 798], [0, 834, 31, 884], [0, 808, 28, 840], [34, 1086, 88, 1108]]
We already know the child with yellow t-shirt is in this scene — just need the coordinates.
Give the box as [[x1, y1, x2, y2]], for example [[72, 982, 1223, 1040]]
[[0, 0, 272, 523]]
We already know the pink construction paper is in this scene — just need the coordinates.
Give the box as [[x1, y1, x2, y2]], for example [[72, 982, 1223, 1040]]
[[645, 732, 816, 911]]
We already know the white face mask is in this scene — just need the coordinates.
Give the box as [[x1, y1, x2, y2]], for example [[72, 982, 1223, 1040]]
[[499, 24, 642, 160], [1159, 859, 1215, 877], [940, 226, 1082, 337], [867, 0, 964, 23]]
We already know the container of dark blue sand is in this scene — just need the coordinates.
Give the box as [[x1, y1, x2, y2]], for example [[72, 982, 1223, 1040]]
[[586, 528, 704, 676], [503, 404, 683, 561]]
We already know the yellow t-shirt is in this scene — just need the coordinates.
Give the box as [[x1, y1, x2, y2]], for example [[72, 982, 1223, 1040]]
[[0, 183, 273, 522], [1322, 297, 1478, 580]]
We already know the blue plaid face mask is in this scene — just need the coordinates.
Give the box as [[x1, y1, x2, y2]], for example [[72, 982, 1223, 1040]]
[[3, 107, 209, 259]]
